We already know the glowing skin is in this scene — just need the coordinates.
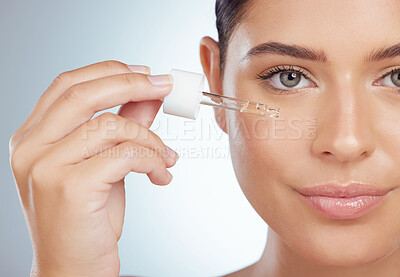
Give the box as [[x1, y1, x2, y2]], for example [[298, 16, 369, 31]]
[[200, 0, 400, 276]]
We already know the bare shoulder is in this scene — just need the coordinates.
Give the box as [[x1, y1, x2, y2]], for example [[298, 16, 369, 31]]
[[221, 262, 257, 277]]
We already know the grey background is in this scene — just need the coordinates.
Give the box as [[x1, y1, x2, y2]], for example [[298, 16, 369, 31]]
[[1, 1, 267, 276]]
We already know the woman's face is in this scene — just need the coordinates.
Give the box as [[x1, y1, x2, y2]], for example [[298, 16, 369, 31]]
[[223, 0, 400, 266]]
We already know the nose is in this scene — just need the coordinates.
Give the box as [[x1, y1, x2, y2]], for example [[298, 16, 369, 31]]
[[311, 83, 376, 164]]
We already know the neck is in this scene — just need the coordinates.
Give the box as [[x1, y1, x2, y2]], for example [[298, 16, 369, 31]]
[[251, 227, 400, 277]]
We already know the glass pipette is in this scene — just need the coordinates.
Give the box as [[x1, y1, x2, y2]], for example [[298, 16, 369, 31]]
[[200, 91, 280, 118], [162, 69, 281, 120]]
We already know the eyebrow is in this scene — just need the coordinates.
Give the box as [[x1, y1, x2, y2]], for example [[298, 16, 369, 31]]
[[367, 43, 400, 62], [242, 41, 400, 63]]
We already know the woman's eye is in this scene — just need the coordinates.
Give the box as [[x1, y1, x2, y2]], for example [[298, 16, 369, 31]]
[[269, 71, 314, 90], [380, 69, 400, 88], [256, 66, 316, 93]]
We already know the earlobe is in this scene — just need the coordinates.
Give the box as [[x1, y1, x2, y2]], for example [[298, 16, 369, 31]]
[[199, 36, 228, 134]]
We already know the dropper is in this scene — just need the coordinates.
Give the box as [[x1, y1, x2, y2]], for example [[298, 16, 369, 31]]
[[162, 69, 280, 120], [200, 91, 280, 118]]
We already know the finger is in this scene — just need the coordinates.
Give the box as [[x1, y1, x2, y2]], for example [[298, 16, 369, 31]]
[[14, 61, 150, 144], [22, 61, 150, 129], [117, 100, 163, 128], [29, 72, 173, 144], [72, 141, 173, 186], [46, 112, 178, 167]]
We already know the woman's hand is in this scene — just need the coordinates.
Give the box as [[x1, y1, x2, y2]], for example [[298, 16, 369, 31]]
[[8, 60, 179, 277]]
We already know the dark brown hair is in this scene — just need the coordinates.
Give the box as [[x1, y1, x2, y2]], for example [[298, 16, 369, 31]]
[[215, 0, 253, 76]]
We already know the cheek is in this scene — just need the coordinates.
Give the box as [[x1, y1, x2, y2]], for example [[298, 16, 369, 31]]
[[227, 112, 306, 219], [228, 110, 400, 266]]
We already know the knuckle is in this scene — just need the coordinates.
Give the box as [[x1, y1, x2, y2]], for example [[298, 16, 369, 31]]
[[10, 145, 24, 174], [152, 133, 166, 153], [155, 149, 166, 164], [149, 151, 165, 170], [88, 113, 122, 142], [119, 141, 140, 162], [122, 141, 139, 154], [120, 119, 139, 140], [9, 139, 32, 176], [124, 72, 142, 90], [51, 72, 71, 89], [137, 128, 165, 157], [141, 145, 163, 165], [102, 60, 126, 71], [9, 133, 18, 155], [29, 157, 64, 192], [62, 85, 82, 103], [153, 155, 165, 170], [9, 127, 30, 153], [29, 159, 48, 188], [97, 112, 119, 125]]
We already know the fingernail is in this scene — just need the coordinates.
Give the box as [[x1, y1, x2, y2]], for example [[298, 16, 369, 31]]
[[127, 65, 151, 75], [165, 145, 179, 162], [147, 74, 173, 86]]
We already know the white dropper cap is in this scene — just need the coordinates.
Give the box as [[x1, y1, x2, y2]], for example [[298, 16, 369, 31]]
[[162, 69, 205, 120]]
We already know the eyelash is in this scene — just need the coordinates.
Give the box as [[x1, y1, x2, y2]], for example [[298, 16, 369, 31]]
[[256, 65, 400, 95], [256, 65, 313, 95], [380, 67, 400, 84]]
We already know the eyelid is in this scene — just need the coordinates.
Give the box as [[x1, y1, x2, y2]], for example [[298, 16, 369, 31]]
[[376, 66, 400, 80], [264, 65, 319, 85], [258, 65, 320, 93], [290, 65, 315, 81], [371, 66, 400, 88], [298, 67, 320, 86]]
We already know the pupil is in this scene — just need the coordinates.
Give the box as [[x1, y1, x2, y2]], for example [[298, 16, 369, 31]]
[[280, 71, 301, 88]]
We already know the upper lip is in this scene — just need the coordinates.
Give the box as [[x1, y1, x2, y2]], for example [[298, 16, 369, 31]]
[[295, 181, 393, 198]]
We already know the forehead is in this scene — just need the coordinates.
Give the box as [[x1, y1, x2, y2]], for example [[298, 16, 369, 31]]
[[228, 0, 400, 65]]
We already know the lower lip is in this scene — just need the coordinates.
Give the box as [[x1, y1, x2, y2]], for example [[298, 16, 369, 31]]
[[297, 193, 387, 219]]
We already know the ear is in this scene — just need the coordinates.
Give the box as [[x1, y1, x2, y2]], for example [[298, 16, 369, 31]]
[[199, 36, 228, 134]]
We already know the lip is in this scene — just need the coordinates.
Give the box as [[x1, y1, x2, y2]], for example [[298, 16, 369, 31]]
[[295, 182, 393, 219]]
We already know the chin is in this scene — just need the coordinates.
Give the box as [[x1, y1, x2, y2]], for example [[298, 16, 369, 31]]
[[288, 226, 398, 267], [264, 187, 400, 267], [242, 180, 400, 268]]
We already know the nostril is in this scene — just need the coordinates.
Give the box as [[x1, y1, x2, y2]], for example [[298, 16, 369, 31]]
[[321, 151, 333, 158]]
